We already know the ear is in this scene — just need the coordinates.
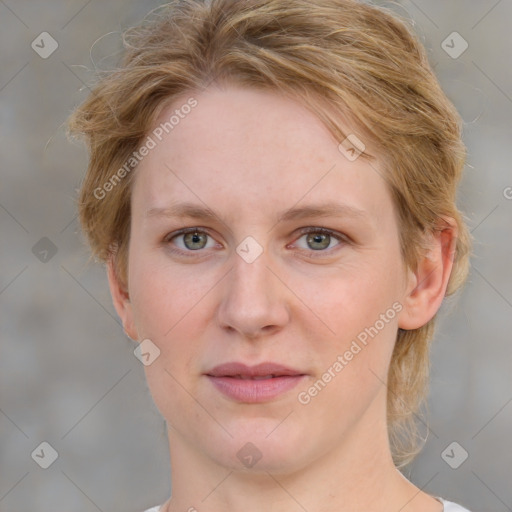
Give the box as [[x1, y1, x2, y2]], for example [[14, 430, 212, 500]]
[[397, 218, 458, 330], [106, 254, 139, 341]]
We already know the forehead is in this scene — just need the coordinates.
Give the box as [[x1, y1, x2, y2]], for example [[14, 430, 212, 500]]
[[153, 85, 341, 166], [131, 84, 393, 225]]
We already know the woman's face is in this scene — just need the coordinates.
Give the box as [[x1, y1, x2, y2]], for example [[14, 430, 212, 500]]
[[116, 84, 417, 472]]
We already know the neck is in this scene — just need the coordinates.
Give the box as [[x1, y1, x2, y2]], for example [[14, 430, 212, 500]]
[[161, 412, 437, 512]]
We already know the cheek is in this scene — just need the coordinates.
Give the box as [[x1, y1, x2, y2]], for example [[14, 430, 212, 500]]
[[297, 274, 399, 424], [302, 264, 398, 336], [299, 257, 402, 383], [127, 251, 207, 413], [127, 248, 208, 338]]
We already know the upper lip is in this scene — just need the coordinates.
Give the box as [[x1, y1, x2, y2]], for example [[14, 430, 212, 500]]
[[206, 362, 305, 378]]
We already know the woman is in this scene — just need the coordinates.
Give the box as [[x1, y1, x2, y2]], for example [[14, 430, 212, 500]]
[[68, 0, 473, 510]]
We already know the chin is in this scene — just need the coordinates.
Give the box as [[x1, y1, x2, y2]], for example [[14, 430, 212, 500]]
[[201, 417, 314, 474]]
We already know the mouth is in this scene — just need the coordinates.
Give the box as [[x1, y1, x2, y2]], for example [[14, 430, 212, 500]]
[[220, 374, 288, 380], [205, 362, 307, 403]]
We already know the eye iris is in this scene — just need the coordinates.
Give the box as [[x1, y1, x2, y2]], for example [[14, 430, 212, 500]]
[[184, 231, 207, 250], [307, 233, 330, 250]]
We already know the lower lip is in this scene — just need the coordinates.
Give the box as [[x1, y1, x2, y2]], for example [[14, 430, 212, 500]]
[[206, 375, 306, 403]]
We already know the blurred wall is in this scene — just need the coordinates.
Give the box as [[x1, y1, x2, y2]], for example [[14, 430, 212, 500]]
[[1, 1, 511, 511]]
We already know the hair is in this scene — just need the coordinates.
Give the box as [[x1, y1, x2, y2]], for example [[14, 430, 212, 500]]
[[67, 0, 472, 467]]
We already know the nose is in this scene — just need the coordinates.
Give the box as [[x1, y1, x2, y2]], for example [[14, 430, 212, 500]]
[[216, 246, 291, 341]]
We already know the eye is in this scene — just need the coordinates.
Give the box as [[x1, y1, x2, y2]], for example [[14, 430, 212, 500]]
[[292, 227, 347, 255], [164, 226, 348, 258], [165, 228, 217, 254]]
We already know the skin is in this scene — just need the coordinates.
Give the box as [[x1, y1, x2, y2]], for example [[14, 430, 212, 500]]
[[107, 82, 456, 512]]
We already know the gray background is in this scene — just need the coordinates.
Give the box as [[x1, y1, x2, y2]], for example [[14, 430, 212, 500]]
[[1, 1, 511, 511]]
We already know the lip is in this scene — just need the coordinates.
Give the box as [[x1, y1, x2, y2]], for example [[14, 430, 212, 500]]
[[205, 362, 307, 403], [206, 362, 304, 378]]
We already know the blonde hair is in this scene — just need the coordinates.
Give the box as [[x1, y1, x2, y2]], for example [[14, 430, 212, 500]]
[[67, 0, 472, 466]]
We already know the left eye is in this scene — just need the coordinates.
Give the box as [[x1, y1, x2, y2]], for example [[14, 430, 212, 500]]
[[293, 228, 344, 252]]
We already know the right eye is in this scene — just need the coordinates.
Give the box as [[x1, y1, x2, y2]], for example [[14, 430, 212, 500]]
[[164, 228, 219, 255]]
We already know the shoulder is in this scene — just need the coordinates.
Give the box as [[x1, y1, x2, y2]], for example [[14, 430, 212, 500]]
[[142, 507, 161, 512], [439, 498, 472, 511]]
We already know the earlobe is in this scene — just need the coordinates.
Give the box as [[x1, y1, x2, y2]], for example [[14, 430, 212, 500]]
[[106, 255, 139, 341], [397, 219, 458, 331]]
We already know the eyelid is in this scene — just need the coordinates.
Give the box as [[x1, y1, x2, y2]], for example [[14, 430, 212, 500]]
[[294, 226, 349, 243], [163, 226, 212, 243]]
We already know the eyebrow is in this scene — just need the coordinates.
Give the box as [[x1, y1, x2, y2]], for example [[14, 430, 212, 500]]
[[145, 201, 369, 224]]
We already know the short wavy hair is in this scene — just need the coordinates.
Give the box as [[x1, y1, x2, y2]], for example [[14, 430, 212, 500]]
[[67, 0, 472, 467]]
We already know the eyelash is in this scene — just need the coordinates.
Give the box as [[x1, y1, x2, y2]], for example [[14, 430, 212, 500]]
[[163, 226, 349, 258]]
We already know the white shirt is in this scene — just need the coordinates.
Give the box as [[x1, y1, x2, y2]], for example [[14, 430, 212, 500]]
[[439, 499, 472, 511], [142, 498, 472, 511]]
